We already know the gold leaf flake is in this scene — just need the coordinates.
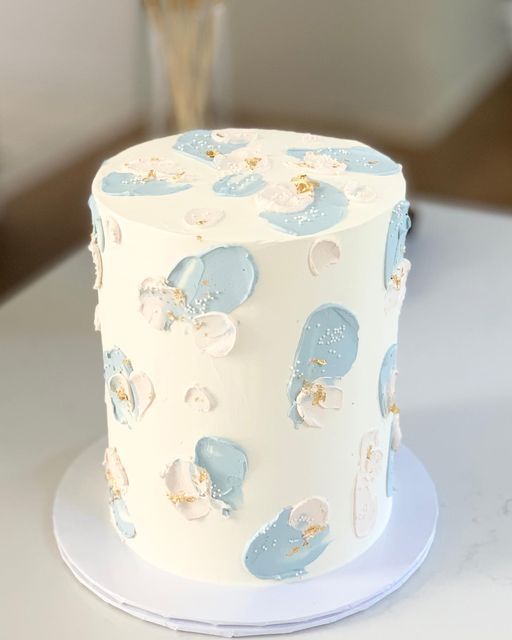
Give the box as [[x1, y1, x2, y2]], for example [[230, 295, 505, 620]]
[[291, 174, 319, 195], [311, 358, 327, 366], [287, 545, 301, 556], [143, 168, 157, 181], [311, 383, 327, 407], [389, 403, 400, 415], [302, 524, 325, 542], [168, 492, 197, 505], [197, 468, 209, 483], [116, 386, 129, 402], [244, 156, 262, 170], [206, 149, 218, 158], [171, 288, 187, 306]]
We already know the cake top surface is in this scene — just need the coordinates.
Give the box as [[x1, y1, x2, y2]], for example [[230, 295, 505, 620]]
[[92, 128, 405, 243]]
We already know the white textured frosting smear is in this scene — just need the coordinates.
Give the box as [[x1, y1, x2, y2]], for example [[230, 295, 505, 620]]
[[184, 385, 214, 412], [88, 237, 103, 289], [308, 239, 341, 275], [193, 312, 237, 357], [354, 430, 384, 538], [289, 496, 329, 531], [211, 129, 257, 144], [124, 157, 189, 182], [103, 447, 129, 496], [295, 150, 348, 175], [184, 208, 225, 228], [106, 216, 122, 243], [257, 183, 314, 213], [384, 258, 411, 314], [213, 145, 270, 174], [295, 378, 343, 428], [163, 459, 212, 520], [129, 370, 155, 419], [343, 181, 377, 203]]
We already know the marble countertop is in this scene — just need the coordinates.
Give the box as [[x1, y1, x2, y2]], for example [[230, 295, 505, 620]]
[[1, 200, 510, 638]]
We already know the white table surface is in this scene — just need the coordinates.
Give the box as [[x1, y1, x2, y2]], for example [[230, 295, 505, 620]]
[[1, 200, 511, 639]]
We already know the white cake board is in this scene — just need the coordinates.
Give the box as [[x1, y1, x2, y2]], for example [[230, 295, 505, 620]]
[[53, 438, 438, 637]]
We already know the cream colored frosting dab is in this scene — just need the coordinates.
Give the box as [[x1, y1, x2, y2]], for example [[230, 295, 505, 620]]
[[90, 128, 408, 585]]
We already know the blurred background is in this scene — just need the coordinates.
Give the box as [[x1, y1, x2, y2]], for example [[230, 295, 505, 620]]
[[1, 0, 511, 301]]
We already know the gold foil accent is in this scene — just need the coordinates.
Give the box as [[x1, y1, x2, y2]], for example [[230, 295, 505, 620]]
[[390, 272, 402, 289], [144, 168, 157, 181], [116, 386, 129, 402], [167, 311, 177, 322], [311, 383, 327, 407], [291, 174, 319, 195], [196, 235, 203, 241], [389, 403, 400, 415], [311, 358, 327, 366], [171, 288, 187, 306], [287, 545, 301, 556], [244, 156, 262, 170], [303, 524, 325, 542], [105, 470, 121, 498], [206, 149, 218, 158], [197, 468, 209, 483], [168, 492, 197, 505]]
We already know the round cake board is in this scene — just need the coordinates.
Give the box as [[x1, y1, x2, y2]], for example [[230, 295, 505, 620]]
[[53, 438, 438, 637]]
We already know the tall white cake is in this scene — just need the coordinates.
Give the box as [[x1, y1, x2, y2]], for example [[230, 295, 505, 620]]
[[89, 129, 411, 585]]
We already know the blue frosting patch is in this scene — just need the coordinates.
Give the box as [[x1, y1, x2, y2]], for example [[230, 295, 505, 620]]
[[103, 346, 133, 380], [173, 130, 248, 163], [88, 195, 105, 251], [379, 344, 397, 417], [260, 182, 347, 236], [143, 246, 258, 329], [109, 490, 136, 538], [213, 173, 266, 197], [286, 146, 400, 176], [384, 200, 411, 284], [101, 172, 192, 197], [103, 347, 137, 426], [195, 437, 248, 511], [288, 304, 359, 426], [244, 507, 330, 580]]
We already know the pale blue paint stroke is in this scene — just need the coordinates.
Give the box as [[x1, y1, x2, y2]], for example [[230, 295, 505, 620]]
[[173, 129, 248, 163], [109, 490, 136, 538], [286, 146, 400, 176], [195, 437, 248, 511], [259, 182, 347, 236], [244, 507, 330, 580], [101, 172, 192, 196], [143, 246, 258, 327], [213, 173, 266, 197], [379, 344, 397, 417], [384, 200, 411, 284], [288, 304, 359, 426], [103, 347, 135, 426]]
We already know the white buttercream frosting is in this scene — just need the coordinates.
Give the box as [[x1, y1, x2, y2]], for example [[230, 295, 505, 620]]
[[91, 128, 407, 585]]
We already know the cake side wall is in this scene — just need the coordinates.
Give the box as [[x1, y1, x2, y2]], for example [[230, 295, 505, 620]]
[[96, 205, 401, 585]]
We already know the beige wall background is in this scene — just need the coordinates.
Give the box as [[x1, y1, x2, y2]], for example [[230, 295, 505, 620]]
[[1, 0, 510, 199], [221, 0, 511, 144], [0, 0, 144, 199]]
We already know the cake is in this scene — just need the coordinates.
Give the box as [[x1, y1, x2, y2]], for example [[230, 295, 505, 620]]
[[89, 128, 410, 585]]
